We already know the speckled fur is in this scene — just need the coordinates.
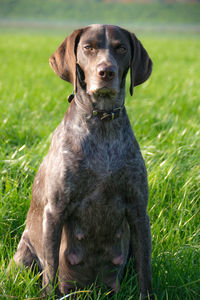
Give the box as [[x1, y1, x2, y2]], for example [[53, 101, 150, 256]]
[[11, 25, 153, 299]]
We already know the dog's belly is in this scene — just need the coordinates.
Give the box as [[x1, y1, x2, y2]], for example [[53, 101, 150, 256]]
[[58, 141, 132, 291], [59, 181, 130, 291]]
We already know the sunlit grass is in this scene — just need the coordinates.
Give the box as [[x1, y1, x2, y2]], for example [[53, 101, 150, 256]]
[[0, 32, 199, 299], [1, 0, 200, 25]]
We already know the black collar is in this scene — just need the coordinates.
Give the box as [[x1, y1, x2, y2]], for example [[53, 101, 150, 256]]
[[92, 106, 124, 121], [68, 92, 125, 121]]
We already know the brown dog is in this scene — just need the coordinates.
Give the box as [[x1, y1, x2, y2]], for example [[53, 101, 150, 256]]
[[12, 24, 153, 299]]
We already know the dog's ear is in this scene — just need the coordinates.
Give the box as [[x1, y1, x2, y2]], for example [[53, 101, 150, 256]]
[[49, 29, 83, 87], [129, 33, 153, 96]]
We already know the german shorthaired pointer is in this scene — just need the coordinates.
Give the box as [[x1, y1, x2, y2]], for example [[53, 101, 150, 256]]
[[11, 24, 153, 299]]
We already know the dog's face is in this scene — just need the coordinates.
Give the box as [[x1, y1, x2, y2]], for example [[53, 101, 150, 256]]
[[49, 24, 152, 101], [76, 24, 131, 99]]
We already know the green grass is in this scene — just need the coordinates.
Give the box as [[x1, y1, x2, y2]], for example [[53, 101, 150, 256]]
[[0, 0, 200, 25], [0, 30, 200, 299]]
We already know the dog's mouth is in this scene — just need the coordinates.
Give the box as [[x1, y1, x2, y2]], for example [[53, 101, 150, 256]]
[[92, 87, 118, 98]]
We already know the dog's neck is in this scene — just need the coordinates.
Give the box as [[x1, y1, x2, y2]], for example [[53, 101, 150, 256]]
[[64, 89, 129, 143], [73, 87, 126, 120]]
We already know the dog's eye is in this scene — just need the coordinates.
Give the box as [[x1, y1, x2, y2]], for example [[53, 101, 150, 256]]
[[84, 45, 94, 51], [117, 45, 127, 54]]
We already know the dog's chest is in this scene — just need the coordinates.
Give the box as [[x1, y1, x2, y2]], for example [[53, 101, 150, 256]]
[[62, 128, 131, 222], [86, 139, 126, 177], [65, 133, 128, 194]]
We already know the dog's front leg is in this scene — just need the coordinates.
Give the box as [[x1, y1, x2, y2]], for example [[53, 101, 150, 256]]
[[127, 204, 153, 300], [42, 204, 63, 296]]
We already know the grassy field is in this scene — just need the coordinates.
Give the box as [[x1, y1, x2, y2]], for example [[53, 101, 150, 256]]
[[1, 0, 200, 26], [0, 29, 200, 299]]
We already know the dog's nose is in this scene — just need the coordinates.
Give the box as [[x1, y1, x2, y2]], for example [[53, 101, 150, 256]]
[[97, 65, 116, 81]]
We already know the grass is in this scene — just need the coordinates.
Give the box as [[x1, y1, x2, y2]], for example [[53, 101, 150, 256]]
[[0, 0, 200, 25], [0, 30, 200, 299]]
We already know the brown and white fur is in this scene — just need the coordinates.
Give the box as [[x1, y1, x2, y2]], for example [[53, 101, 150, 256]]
[[11, 24, 153, 299]]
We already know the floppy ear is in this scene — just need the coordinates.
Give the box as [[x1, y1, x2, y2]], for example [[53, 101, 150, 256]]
[[49, 29, 83, 88], [129, 33, 153, 96]]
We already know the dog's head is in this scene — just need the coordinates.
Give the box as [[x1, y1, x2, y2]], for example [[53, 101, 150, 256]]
[[49, 24, 152, 100]]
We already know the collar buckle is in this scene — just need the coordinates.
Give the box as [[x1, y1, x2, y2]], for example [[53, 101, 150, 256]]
[[92, 106, 124, 121]]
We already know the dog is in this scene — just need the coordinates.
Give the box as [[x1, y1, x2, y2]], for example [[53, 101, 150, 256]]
[[11, 24, 153, 299]]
